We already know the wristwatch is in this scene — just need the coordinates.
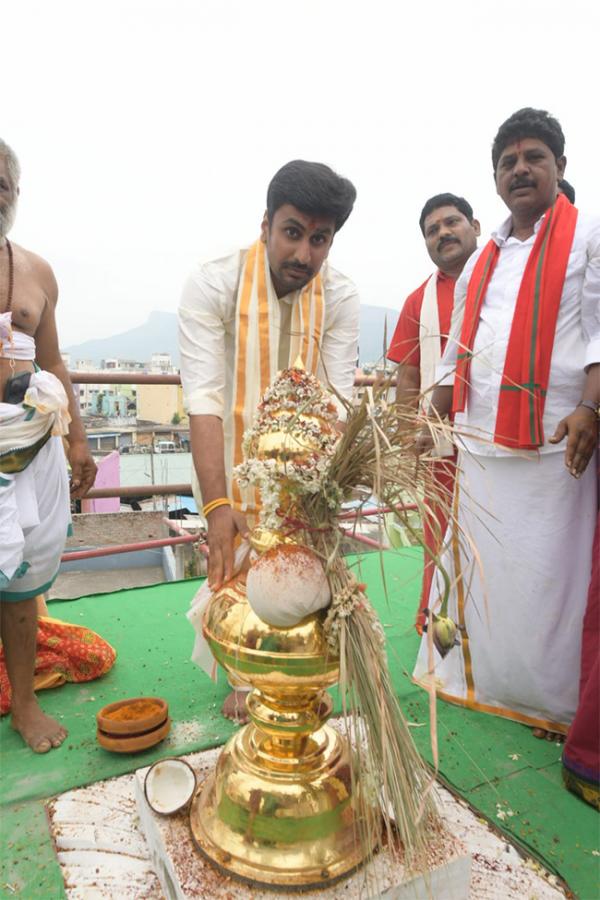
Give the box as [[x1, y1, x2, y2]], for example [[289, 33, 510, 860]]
[[577, 400, 600, 417]]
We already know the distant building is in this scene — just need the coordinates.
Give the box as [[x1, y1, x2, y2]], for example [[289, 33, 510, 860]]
[[150, 352, 174, 373], [101, 357, 145, 371], [136, 383, 187, 426], [78, 384, 136, 419]]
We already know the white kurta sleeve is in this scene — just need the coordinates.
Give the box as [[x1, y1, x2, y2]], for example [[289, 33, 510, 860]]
[[178, 271, 227, 418], [582, 218, 600, 369], [319, 286, 360, 417]]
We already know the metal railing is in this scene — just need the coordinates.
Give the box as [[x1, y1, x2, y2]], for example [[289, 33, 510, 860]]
[[61, 370, 406, 566], [69, 371, 390, 387], [60, 504, 415, 562], [86, 483, 193, 499]]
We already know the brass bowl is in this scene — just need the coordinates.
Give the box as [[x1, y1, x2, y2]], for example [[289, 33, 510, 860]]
[[202, 576, 339, 695], [193, 577, 375, 889], [251, 412, 335, 464]]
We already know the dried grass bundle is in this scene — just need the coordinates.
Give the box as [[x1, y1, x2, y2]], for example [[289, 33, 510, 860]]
[[236, 364, 459, 874], [290, 374, 459, 871]]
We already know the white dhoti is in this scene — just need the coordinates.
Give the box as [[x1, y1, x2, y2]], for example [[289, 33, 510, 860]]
[[414, 449, 597, 731], [0, 371, 71, 602]]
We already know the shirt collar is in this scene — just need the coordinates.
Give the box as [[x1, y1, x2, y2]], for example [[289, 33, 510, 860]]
[[436, 269, 456, 283], [491, 208, 548, 247]]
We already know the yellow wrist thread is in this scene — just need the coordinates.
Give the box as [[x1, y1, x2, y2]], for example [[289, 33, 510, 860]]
[[202, 497, 231, 517]]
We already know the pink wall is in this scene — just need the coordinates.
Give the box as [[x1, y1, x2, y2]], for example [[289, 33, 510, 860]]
[[81, 450, 120, 513]]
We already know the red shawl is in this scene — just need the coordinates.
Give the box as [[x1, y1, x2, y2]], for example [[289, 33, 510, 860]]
[[453, 193, 578, 449]]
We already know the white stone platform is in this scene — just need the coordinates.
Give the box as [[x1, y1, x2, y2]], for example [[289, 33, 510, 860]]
[[134, 746, 471, 899], [48, 740, 566, 898]]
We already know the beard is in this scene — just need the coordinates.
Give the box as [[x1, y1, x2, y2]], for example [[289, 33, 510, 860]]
[[0, 201, 16, 240]]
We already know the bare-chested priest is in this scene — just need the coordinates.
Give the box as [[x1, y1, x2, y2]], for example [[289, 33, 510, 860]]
[[0, 139, 97, 752]]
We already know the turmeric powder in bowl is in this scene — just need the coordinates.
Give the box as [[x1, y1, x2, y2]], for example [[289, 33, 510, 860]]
[[96, 696, 168, 736], [106, 700, 163, 722]]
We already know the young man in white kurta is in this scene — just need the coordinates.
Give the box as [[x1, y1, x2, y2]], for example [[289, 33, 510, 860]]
[[179, 161, 359, 721], [179, 250, 359, 499], [414, 109, 600, 734]]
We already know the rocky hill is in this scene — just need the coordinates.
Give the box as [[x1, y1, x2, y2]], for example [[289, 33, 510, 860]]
[[65, 305, 399, 367]]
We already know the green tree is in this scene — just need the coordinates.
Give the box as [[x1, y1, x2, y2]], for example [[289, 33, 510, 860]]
[[171, 412, 181, 425]]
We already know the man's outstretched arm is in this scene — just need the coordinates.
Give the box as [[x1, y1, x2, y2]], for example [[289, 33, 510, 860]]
[[189, 414, 249, 590], [395, 363, 421, 409]]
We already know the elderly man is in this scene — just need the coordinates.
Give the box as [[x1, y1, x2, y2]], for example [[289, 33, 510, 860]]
[[415, 109, 600, 738], [179, 160, 359, 719], [0, 139, 97, 752], [387, 193, 479, 631]]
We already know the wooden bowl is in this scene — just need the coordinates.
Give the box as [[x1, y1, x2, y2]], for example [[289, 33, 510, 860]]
[[97, 717, 171, 754], [96, 697, 168, 736]]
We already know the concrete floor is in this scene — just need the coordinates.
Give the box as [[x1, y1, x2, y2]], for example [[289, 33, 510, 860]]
[[49, 567, 166, 599]]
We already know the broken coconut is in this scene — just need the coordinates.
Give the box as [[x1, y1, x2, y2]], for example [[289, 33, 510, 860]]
[[144, 758, 196, 815]]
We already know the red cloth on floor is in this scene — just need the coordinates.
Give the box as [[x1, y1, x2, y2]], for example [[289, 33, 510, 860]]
[[0, 616, 116, 715]]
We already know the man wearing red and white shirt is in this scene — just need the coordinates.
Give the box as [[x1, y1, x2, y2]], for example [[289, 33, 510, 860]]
[[387, 194, 479, 631]]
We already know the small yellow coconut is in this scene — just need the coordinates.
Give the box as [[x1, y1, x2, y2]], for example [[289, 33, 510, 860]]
[[246, 544, 331, 628]]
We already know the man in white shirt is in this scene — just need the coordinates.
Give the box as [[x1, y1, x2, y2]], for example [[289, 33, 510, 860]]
[[179, 160, 359, 719], [415, 108, 600, 738]]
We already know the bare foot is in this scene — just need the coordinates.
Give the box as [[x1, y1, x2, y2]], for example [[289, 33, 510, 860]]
[[222, 689, 250, 724], [532, 727, 565, 743], [11, 698, 68, 753]]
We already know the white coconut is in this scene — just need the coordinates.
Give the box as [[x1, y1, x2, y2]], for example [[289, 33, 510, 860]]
[[144, 758, 196, 816], [246, 544, 331, 628]]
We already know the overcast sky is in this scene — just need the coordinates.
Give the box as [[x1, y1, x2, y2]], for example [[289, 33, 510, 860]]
[[4, 0, 599, 347]]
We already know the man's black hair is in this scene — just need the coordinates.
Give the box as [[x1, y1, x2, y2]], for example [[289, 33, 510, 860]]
[[492, 108, 565, 171], [419, 193, 474, 236], [558, 178, 576, 204], [266, 160, 356, 233]]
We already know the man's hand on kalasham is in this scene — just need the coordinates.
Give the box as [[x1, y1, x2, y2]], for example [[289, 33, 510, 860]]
[[549, 406, 598, 478], [206, 506, 249, 591]]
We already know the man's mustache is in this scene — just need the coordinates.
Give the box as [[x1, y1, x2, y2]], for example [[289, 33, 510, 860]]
[[510, 178, 536, 191], [437, 236, 460, 252], [283, 262, 313, 276]]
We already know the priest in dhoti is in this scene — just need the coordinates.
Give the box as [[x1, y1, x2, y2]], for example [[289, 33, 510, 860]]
[[0, 138, 100, 752], [179, 160, 360, 720], [387, 193, 479, 632], [414, 108, 600, 737]]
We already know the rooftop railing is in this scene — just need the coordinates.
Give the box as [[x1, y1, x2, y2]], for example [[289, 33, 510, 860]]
[[64, 370, 406, 564]]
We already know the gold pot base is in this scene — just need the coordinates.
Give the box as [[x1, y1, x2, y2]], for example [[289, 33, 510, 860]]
[[190, 723, 371, 889]]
